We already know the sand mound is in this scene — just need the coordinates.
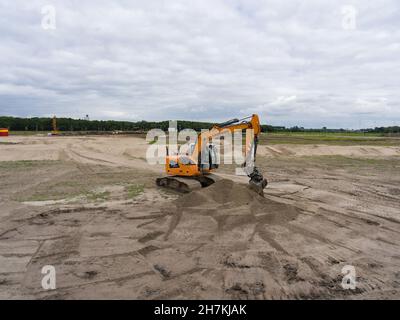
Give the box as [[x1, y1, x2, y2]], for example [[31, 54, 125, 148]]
[[170, 179, 300, 233], [176, 179, 255, 208]]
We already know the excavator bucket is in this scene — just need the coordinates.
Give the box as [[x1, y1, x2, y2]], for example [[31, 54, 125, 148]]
[[248, 167, 268, 196], [249, 177, 268, 196]]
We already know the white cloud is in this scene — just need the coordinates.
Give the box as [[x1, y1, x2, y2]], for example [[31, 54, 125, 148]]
[[271, 96, 297, 106], [0, 0, 399, 128], [354, 97, 391, 114]]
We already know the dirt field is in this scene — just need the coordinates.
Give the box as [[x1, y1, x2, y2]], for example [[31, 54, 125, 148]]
[[0, 135, 400, 299]]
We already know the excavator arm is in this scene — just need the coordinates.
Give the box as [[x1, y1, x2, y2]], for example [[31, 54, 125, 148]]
[[194, 114, 267, 194]]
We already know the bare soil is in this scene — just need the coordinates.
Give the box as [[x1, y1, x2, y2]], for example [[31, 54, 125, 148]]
[[0, 135, 399, 299]]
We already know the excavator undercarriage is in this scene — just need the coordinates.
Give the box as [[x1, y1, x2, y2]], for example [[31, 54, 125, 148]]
[[156, 173, 221, 193]]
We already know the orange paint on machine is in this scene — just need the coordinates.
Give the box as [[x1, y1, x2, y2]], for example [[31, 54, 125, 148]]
[[0, 128, 9, 136]]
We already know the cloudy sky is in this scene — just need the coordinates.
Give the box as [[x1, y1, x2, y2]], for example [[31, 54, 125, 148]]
[[0, 0, 399, 128]]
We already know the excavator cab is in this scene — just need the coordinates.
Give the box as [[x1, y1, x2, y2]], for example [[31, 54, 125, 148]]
[[200, 143, 219, 171], [164, 142, 218, 176]]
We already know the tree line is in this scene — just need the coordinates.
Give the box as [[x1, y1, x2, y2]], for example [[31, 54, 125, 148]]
[[0, 116, 270, 132], [0, 116, 398, 133], [0, 116, 217, 132]]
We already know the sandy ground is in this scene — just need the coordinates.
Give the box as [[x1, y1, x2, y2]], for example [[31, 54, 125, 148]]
[[0, 135, 399, 299], [259, 144, 400, 158]]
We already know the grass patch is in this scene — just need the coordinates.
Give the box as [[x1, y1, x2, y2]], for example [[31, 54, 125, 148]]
[[18, 194, 58, 202], [85, 191, 111, 202], [18, 190, 111, 203], [0, 160, 60, 169], [259, 132, 400, 146], [125, 184, 144, 198], [8, 131, 49, 136], [0, 141, 19, 145]]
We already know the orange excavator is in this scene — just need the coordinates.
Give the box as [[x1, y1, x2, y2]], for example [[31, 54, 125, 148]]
[[156, 114, 268, 195], [51, 116, 59, 136]]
